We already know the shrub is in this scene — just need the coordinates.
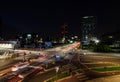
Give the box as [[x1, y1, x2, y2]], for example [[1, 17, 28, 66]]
[[93, 45, 112, 52]]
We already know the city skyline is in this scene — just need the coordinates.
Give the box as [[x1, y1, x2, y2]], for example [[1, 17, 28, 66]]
[[1, 1, 120, 82]]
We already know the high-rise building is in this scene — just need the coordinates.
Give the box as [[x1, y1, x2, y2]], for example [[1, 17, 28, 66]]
[[81, 16, 96, 45]]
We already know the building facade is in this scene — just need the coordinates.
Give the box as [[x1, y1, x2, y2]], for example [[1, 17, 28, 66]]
[[81, 16, 96, 46]]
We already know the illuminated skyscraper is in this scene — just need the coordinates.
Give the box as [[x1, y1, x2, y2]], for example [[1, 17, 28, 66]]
[[81, 16, 96, 45]]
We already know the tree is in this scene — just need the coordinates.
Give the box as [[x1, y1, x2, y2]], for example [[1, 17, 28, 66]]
[[94, 44, 111, 52]]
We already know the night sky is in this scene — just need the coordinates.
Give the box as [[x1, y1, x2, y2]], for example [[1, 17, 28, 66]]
[[0, 0, 120, 37]]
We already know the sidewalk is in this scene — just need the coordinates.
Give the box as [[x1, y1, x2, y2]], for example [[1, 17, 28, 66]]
[[86, 74, 120, 82]]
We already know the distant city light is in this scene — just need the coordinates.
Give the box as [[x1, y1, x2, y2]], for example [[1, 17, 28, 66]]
[[74, 36, 78, 38], [19, 36, 23, 39], [95, 39, 100, 44], [0, 44, 14, 49], [83, 16, 94, 19], [36, 35, 38, 37], [109, 36, 113, 38], [27, 34, 32, 39], [85, 36, 88, 39], [71, 37, 74, 39], [70, 40, 73, 43]]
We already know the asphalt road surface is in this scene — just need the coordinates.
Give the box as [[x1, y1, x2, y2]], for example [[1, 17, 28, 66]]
[[23, 69, 56, 82]]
